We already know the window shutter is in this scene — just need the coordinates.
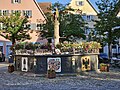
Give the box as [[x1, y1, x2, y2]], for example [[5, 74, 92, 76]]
[[23, 10, 25, 16], [30, 10, 32, 17], [11, 10, 14, 14], [0, 10, 1, 16], [6, 10, 9, 15], [11, 0, 14, 3], [18, 0, 21, 3]]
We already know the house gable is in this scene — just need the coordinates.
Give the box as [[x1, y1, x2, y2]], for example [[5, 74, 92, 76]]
[[38, 2, 52, 14], [69, 0, 97, 15], [0, 0, 46, 24]]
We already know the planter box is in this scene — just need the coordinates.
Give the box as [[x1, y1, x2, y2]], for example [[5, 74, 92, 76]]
[[47, 70, 56, 79], [8, 65, 14, 73], [100, 64, 109, 72], [47, 73, 56, 79]]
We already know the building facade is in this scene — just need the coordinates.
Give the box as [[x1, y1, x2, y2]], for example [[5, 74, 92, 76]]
[[0, 0, 46, 57], [69, 0, 120, 57], [69, 0, 98, 40]]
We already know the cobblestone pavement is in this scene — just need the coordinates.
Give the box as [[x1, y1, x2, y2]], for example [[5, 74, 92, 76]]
[[0, 62, 120, 90]]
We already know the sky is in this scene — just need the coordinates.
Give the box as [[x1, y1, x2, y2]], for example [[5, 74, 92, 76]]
[[36, 0, 98, 11]]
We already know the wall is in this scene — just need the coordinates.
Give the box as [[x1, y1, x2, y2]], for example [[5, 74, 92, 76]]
[[0, 0, 45, 24], [15, 54, 99, 74]]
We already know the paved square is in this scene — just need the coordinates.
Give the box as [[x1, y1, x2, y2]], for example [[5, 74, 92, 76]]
[[0, 62, 120, 90]]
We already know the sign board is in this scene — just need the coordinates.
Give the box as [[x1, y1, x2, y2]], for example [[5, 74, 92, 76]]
[[47, 58, 61, 72]]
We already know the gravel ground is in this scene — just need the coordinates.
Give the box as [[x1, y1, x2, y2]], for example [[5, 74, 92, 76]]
[[0, 62, 120, 90]]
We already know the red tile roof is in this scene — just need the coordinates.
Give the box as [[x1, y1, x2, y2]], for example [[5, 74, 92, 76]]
[[38, 2, 52, 14]]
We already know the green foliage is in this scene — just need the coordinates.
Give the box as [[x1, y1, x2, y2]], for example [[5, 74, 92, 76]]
[[95, 0, 120, 44], [0, 12, 30, 44], [14, 42, 40, 51], [100, 63, 109, 67], [41, 2, 85, 42], [56, 41, 101, 53], [59, 13, 85, 41], [95, 0, 120, 58], [41, 13, 54, 38], [47, 69, 55, 74]]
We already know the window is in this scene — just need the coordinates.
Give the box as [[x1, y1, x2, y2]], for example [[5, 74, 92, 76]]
[[24, 24, 30, 30], [83, 15, 94, 21], [86, 15, 94, 21], [2, 10, 9, 16], [0, 10, 1, 16], [11, 10, 21, 14], [82, 15, 86, 20], [0, 23, 3, 30], [76, 1, 84, 6], [11, 0, 21, 4], [30, 23, 37, 30], [0, 23, 6, 30], [23, 10, 32, 18], [37, 24, 43, 30], [84, 27, 91, 35]]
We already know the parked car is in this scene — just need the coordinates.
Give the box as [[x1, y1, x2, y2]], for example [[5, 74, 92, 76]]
[[98, 53, 110, 64], [111, 57, 120, 67]]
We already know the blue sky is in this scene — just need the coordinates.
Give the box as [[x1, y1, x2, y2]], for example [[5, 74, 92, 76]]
[[36, 0, 98, 11]]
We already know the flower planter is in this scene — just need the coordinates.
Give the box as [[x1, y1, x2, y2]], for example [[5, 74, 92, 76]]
[[8, 65, 14, 73], [100, 64, 109, 72], [47, 70, 56, 79]]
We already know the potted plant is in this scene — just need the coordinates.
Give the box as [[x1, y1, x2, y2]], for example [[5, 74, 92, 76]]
[[100, 63, 109, 72], [47, 69, 56, 79], [8, 64, 14, 73]]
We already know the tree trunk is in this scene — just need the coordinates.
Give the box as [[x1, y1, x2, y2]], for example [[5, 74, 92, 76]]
[[108, 42, 112, 60], [11, 37, 16, 54], [12, 37, 15, 45]]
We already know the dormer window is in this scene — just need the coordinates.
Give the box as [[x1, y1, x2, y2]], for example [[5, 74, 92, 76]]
[[76, 1, 84, 6], [11, 0, 21, 4]]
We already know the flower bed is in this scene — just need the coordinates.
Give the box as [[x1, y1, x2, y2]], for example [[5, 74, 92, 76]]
[[13, 41, 101, 55], [56, 41, 101, 54]]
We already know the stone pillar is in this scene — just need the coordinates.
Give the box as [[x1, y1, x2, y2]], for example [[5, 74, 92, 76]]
[[95, 55, 100, 73], [54, 8, 60, 47]]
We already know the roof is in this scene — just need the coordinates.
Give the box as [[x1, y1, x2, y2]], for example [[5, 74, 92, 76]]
[[33, 0, 47, 20], [38, 2, 52, 14], [24, 30, 47, 44], [0, 36, 10, 42], [69, 0, 98, 15], [87, 0, 98, 14]]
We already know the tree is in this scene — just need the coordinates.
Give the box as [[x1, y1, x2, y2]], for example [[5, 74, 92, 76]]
[[41, 2, 85, 42], [95, 0, 120, 58], [0, 12, 30, 46]]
